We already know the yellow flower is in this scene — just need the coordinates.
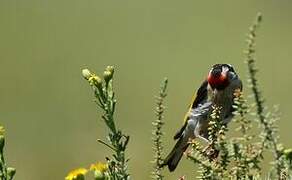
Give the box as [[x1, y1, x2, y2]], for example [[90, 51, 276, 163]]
[[90, 162, 109, 180], [89, 75, 103, 89], [65, 168, 88, 180], [90, 162, 108, 172]]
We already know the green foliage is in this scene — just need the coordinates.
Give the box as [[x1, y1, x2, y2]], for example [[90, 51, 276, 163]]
[[0, 127, 16, 180], [82, 66, 130, 180]]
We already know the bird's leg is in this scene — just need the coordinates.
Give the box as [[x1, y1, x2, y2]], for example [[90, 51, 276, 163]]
[[197, 135, 210, 144], [184, 138, 196, 156], [197, 135, 220, 160]]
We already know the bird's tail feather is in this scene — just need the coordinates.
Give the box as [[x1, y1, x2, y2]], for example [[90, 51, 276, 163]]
[[160, 136, 189, 172]]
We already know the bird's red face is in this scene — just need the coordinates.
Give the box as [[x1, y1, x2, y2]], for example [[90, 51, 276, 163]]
[[207, 64, 230, 90]]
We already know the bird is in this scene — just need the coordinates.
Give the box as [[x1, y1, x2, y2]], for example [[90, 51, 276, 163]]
[[160, 64, 242, 172]]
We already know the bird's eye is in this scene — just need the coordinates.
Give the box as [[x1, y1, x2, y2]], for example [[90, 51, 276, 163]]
[[228, 65, 235, 72], [230, 67, 235, 72], [230, 71, 235, 77]]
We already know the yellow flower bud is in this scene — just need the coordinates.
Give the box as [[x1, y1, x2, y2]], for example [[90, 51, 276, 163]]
[[105, 66, 114, 75], [81, 69, 92, 80], [89, 75, 103, 89], [90, 162, 108, 172], [103, 70, 112, 83]]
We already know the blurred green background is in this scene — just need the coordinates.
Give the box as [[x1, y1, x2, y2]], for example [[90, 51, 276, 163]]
[[0, 0, 292, 179]]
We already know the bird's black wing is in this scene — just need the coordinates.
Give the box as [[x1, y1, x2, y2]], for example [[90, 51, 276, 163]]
[[173, 80, 208, 140], [191, 80, 208, 108]]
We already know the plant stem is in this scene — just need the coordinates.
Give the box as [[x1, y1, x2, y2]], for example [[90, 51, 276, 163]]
[[152, 78, 168, 180], [245, 13, 283, 179]]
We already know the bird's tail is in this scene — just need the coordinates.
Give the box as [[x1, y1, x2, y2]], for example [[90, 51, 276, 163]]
[[160, 136, 189, 172]]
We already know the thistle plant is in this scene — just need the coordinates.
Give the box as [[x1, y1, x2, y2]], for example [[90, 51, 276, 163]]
[[0, 126, 16, 180], [151, 78, 168, 180], [82, 66, 130, 180]]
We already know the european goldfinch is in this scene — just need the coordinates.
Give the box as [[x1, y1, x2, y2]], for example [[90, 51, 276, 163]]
[[160, 64, 242, 172]]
